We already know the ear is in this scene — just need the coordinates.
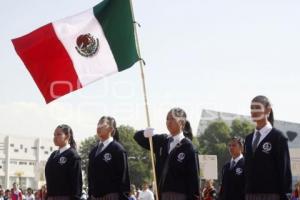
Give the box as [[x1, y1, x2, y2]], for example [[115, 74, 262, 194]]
[[265, 106, 272, 116], [178, 119, 185, 129], [65, 134, 71, 142], [108, 126, 114, 134]]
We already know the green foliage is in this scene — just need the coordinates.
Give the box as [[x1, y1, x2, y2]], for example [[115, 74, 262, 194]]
[[230, 119, 255, 138], [78, 135, 98, 185], [191, 136, 201, 152], [117, 125, 151, 187], [198, 121, 231, 180], [79, 125, 151, 187], [197, 119, 254, 181]]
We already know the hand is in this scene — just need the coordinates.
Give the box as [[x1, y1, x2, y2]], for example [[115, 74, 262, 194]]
[[144, 128, 155, 138]]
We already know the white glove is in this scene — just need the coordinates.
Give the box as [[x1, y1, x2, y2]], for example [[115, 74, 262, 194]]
[[144, 127, 155, 138]]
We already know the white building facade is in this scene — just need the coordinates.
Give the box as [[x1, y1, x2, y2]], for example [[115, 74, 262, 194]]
[[0, 135, 55, 190]]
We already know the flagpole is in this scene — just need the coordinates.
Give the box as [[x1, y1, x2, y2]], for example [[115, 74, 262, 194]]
[[129, 1, 159, 200]]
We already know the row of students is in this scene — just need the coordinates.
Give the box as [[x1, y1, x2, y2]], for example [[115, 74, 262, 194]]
[[45, 95, 292, 200], [44, 117, 130, 200], [44, 108, 199, 200], [219, 95, 292, 200]]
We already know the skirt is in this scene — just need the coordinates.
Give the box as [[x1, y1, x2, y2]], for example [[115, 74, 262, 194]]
[[47, 196, 70, 200], [91, 193, 119, 200], [245, 193, 280, 200], [161, 192, 187, 200]]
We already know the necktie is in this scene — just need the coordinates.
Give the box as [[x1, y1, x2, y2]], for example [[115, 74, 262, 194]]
[[95, 143, 104, 157], [252, 131, 261, 153], [53, 150, 60, 159], [168, 137, 174, 154], [230, 160, 236, 170]]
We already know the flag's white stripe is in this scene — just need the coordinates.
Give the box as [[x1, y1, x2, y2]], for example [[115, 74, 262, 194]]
[[53, 9, 118, 86]]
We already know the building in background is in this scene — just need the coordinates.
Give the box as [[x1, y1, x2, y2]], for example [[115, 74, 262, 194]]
[[0, 135, 55, 189], [197, 109, 300, 185]]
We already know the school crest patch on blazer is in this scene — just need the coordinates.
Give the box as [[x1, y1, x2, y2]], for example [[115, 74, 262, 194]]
[[177, 152, 185, 162], [58, 156, 67, 165], [103, 153, 112, 162], [262, 142, 272, 153], [235, 167, 243, 175]]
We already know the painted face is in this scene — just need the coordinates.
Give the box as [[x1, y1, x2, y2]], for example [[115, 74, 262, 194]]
[[97, 118, 113, 141], [166, 112, 181, 136], [228, 140, 242, 158], [250, 101, 269, 123], [53, 127, 69, 147]]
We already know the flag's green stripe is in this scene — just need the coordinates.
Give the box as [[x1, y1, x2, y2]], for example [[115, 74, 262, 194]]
[[93, 0, 139, 71]]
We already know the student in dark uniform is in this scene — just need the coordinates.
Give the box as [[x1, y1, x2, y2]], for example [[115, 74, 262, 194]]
[[88, 116, 130, 200], [134, 108, 200, 200], [219, 137, 245, 200], [244, 95, 292, 200], [45, 124, 82, 200]]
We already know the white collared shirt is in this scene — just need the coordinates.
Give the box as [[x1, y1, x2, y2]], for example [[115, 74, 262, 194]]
[[138, 188, 154, 200], [59, 144, 70, 154], [169, 132, 185, 153], [231, 154, 243, 165], [99, 137, 113, 152], [252, 122, 273, 146]]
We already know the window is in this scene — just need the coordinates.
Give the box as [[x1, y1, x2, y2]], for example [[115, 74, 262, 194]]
[[40, 146, 45, 149], [14, 149, 19, 152], [50, 147, 53, 151], [44, 151, 49, 155], [19, 161, 27, 165], [24, 148, 27, 153], [10, 144, 14, 147], [10, 161, 17, 165], [20, 144, 23, 149], [31, 147, 37, 149], [29, 162, 35, 165]]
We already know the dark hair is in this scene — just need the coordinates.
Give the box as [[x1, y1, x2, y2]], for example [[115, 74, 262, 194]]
[[99, 116, 119, 141], [168, 107, 193, 141], [252, 95, 274, 126], [230, 136, 244, 149], [57, 124, 77, 149]]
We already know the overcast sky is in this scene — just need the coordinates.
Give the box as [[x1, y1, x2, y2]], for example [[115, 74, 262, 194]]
[[1, 0, 299, 140]]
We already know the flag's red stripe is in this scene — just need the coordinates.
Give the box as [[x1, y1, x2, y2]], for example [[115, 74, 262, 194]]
[[12, 23, 82, 103]]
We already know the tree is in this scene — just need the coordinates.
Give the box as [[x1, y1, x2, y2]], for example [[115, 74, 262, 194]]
[[198, 121, 231, 181], [79, 125, 151, 187], [117, 125, 151, 187], [197, 119, 255, 183], [79, 135, 98, 186], [230, 119, 255, 138]]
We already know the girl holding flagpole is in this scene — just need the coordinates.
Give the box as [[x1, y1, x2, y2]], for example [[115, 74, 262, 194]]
[[134, 108, 200, 200], [45, 124, 82, 200], [88, 116, 130, 200], [244, 95, 292, 200]]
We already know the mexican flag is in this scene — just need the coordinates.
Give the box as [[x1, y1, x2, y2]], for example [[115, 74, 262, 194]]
[[12, 0, 139, 103]]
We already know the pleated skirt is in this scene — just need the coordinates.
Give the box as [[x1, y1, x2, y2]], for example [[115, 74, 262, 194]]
[[91, 193, 119, 200], [47, 196, 70, 200], [161, 192, 187, 200], [245, 193, 280, 200]]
